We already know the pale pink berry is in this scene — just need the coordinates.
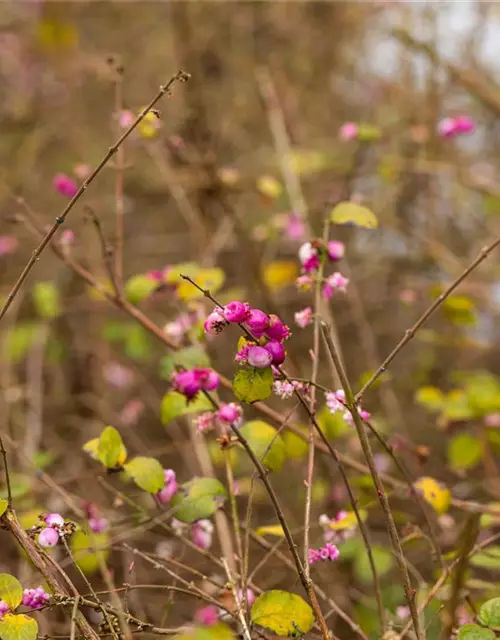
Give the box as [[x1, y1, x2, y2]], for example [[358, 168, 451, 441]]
[[38, 527, 60, 548], [294, 307, 313, 328], [437, 118, 457, 138], [273, 380, 294, 399], [285, 213, 305, 241], [339, 122, 358, 141], [323, 272, 349, 300], [237, 588, 256, 607], [53, 173, 78, 198], [118, 110, 134, 128], [157, 469, 178, 505], [204, 310, 227, 336], [45, 513, 64, 528], [89, 517, 108, 533], [265, 315, 291, 342], [192, 519, 214, 550], [194, 412, 216, 432], [247, 345, 272, 368], [264, 340, 286, 366], [217, 403, 242, 425], [223, 301, 251, 324], [0, 600, 10, 619], [0, 236, 18, 256], [298, 242, 316, 265], [296, 275, 313, 291], [245, 309, 269, 337], [327, 241, 345, 261]]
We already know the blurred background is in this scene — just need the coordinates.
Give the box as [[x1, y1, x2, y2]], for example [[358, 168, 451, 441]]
[[2, 1, 500, 638]]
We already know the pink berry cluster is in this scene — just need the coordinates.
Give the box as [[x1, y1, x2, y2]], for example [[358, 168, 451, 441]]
[[38, 513, 65, 548], [308, 542, 340, 565], [204, 302, 291, 369], [84, 503, 109, 534], [193, 402, 243, 433], [22, 587, 50, 610], [297, 241, 348, 302], [325, 389, 371, 425], [172, 368, 219, 400], [156, 469, 178, 505], [437, 115, 475, 138], [272, 379, 309, 400]]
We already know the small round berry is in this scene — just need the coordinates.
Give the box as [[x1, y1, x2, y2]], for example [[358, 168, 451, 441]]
[[45, 513, 64, 528], [217, 403, 242, 425], [38, 527, 60, 548], [201, 369, 219, 391], [172, 370, 201, 399], [265, 315, 291, 342], [264, 340, 286, 365], [245, 309, 269, 338], [247, 345, 273, 368], [223, 301, 251, 324], [203, 310, 227, 336]]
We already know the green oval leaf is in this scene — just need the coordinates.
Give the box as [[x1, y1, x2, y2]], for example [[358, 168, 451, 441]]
[[0, 614, 38, 640], [170, 477, 227, 524], [124, 274, 158, 305], [97, 426, 126, 468], [354, 545, 393, 583], [33, 281, 60, 318], [471, 547, 500, 570], [239, 420, 286, 472], [330, 201, 378, 229], [458, 624, 496, 640], [479, 597, 500, 628], [448, 433, 482, 472], [124, 456, 165, 494], [251, 590, 314, 636], [0, 574, 23, 609], [70, 531, 109, 575], [160, 391, 212, 425], [233, 367, 273, 403], [0, 499, 8, 517]]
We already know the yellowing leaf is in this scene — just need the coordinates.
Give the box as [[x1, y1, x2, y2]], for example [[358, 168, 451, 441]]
[[288, 149, 329, 176], [239, 421, 286, 472], [233, 367, 274, 403], [261, 261, 298, 291], [70, 531, 109, 575], [37, 18, 78, 51], [330, 201, 378, 229], [97, 426, 126, 468], [255, 525, 285, 537], [170, 477, 227, 523], [124, 274, 158, 305], [0, 574, 23, 609], [176, 268, 225, 301], [160, 391, 212, 425], [0, 613, 38, 640], [329, 509, 367, 531], [32, 282, 60, 318], [175, 623, 235, 640], [282, 429, 308, 460], [414, 477, 451, 514], [123, 456, 165, 494], [415, 386, 444, 412], [251, 590, 314, 636], [256, 175, 282, 199], [0, 500, 8, 517], [448, 433, 482, 472], [137, 108, 161, 139], [88, 279, 114, 302]]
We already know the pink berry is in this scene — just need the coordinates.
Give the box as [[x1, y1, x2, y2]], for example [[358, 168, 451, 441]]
[[247, 345, 272, 368], [157, 469, 178, 505], [265, 315, 291, 342], [192, 519, 214, 550], [217, 403, 242, 425], [203, 310, 227, 336], [89, 517, 108, 533], [172, 370, 201, 399], [264, 340, 286, 366], [38, 527, 60, 548], [53, 173, 79, 198], [45, 513, 64, 528], [245, 309, 269, 338], [327, 241, 345, 261], [201, 369, 219, 392], [223, 301, 251, 324], [339, 122, 358, 141], [195, 605, 218, 626], [454, 115, 475, 135]]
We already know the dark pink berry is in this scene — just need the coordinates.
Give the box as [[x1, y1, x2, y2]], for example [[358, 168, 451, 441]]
[[172, 370, 201, 399], [264, 340, 286, 365], [223, 301, 251, 324], [245, 309, 269, 338], [266, 315, 291, 342]]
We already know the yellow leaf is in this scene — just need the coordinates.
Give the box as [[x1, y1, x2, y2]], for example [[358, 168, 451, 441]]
[[261, 261, 299, 291], [255, 525, 285, 537], [329, 509, 367, 531], [330, 201, 378, 229], [288, 149, 329, 176], [88, 279, 114, 302], [137, 108, 160, 139], [414, 477, 451, 514], [37, 18, 78, 51], [176, 268, 225, 301], [256, 175, 282, 199]]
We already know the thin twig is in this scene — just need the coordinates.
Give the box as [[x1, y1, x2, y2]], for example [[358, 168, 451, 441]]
[[0, 435, 12, 506], [0, 69, 189, 325], [320, 320, 423, 640], [222, 557, 252, 640], [113, 61, 126, 292]]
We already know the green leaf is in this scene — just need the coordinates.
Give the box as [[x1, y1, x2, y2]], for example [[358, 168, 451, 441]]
[[448, 433, 482, 472], [124, 274, 158, 305], [415, 386, 444, 412], [0, 500, 8, 517], [479, 597, 500, 628], [458, 624, 496, 640], [239, 421, 286, 472], [0, 614, 38, 640], [160, 347, 210, 379], [4, 324, 38, 363], [32, 281, 60, 318], [282, 428, 308, 460], [232, 367, 273, 403], [70, 531, 109, 575], [170, 477, 227, 524], [0, 574, 23, 609], [251, 590, 314, 636], [330, 201, 378, 229], [443, 295, 477, 326], [160, 391, 212, 425], [354, 546, 393, 583], [175, 623, 236, 640], [123, 457, 164, 493], [97, 426, 125, 468], [357, 124, 382, 142], [317, 405, 349, 438], [470, 546, 500, 570]]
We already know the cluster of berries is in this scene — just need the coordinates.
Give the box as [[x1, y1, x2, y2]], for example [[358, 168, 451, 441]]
[[308, 542, 340, 565], [204, 301, 291, 369], [171, 368, 220, 400], [37, 513, 66, 548], [0, 586, 50, 619], [325, 389, 371, 425], [171, 518, 214, 550], [437, 115, 475, 138], [193, 403, 243, 433], [319, 511, 357, 545]]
